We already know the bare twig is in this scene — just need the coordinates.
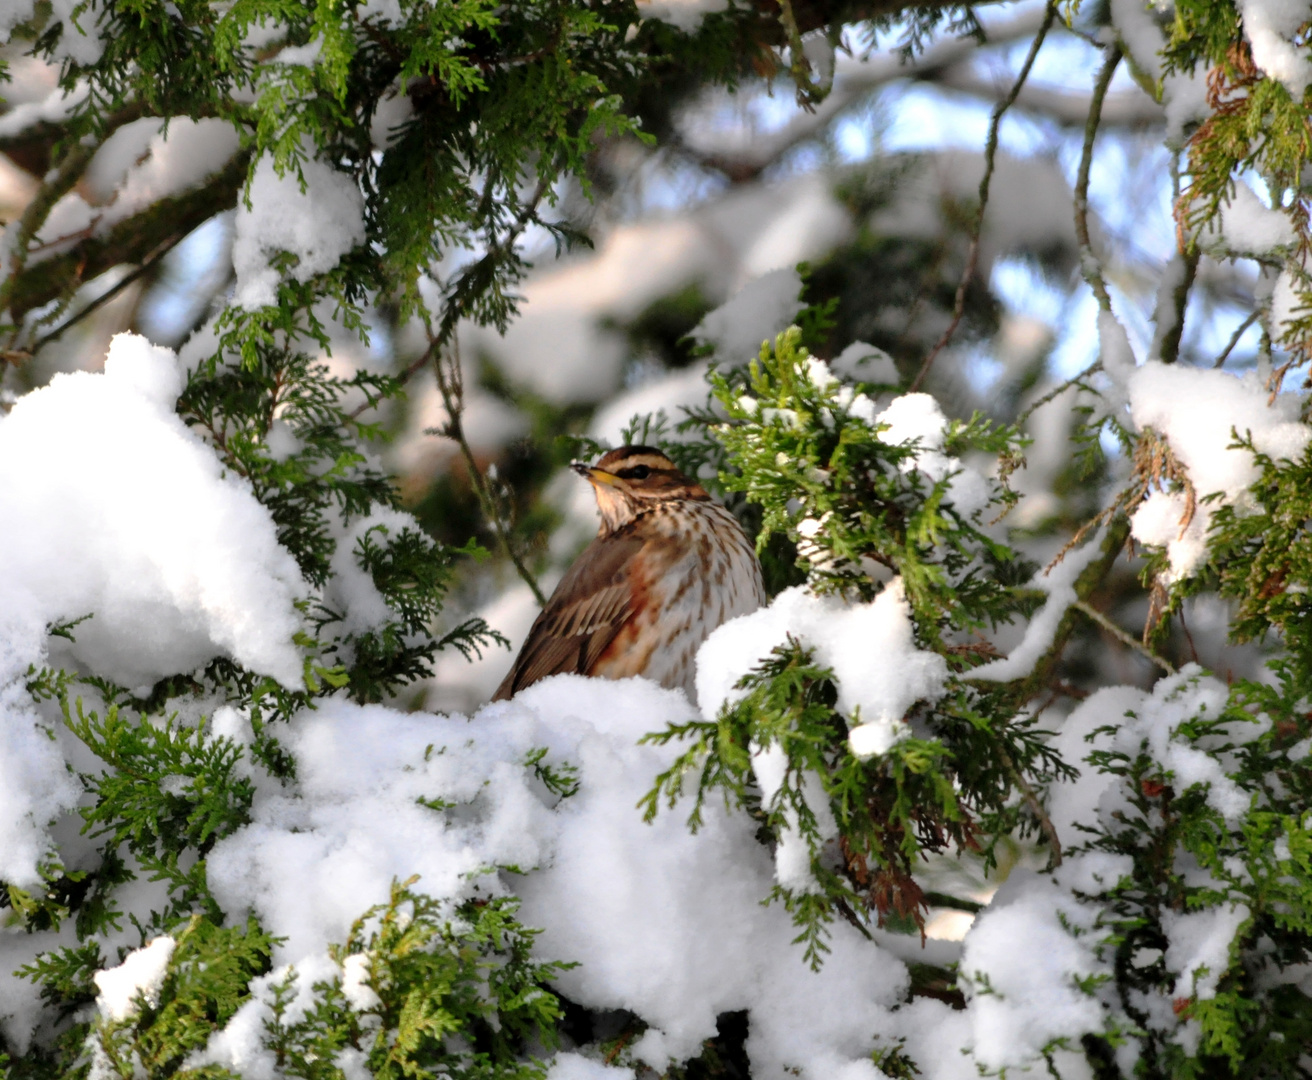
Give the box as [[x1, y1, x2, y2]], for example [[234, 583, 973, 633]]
[[1074, 599, 1176, 674], [909, 0, 1058, 393], [993, 737, 1062, 870], [24, 232, 188, 353], [431, 332, 547, 607], [363, 173, 554, 417], [1016, 359, 1103, 426], [1073, 46, 1122, 313], [1213, 309, 1260, 368]]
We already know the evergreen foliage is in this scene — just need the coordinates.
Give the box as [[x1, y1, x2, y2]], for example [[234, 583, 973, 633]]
[[1, 0, 1312, 1076]]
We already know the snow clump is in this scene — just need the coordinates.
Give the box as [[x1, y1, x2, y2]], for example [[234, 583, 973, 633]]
[[1127, 362, 1310, 581], [93, 937, 177, 1022], [190, 675, 912, 1080], [697, 580, 948, 762], [689, 266, 804, 366], [0, 333, 306, 886], [232, 154, 366, 309]]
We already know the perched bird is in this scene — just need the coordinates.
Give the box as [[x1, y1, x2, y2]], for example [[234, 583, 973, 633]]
[[492, 445, 766, 703]]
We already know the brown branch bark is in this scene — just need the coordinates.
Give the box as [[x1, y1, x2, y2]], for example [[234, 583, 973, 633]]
[[5, 151, 250, 323]]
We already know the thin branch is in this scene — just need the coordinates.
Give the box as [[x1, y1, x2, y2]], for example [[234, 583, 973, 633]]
[[994, 736, 1062, 870], [909, 0, 1058, 393], [431, 332, 547, 607], [1073, 45, 1122, 313], [370, 173, 555, 414], [1016, 359, 1102, 426], [24, 232, 188, 353], [1073, 599, 1176, 674], [1149, 250, 1198, 365], [1213, 309, 1260, 368]]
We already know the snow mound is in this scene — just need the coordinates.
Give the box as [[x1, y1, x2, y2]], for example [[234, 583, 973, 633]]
[[0, 332, 307, 885]]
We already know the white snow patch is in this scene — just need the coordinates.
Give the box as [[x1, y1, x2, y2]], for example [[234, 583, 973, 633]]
[[1127, 361, 1310, 581], [1237, 0, 1312, 99], [0, 333, 307, 885], [636, 0, 728, 30], [876, 393, 991, 516], [697, 581, 947, 761], [959, 871, 1109, 1071], [94, 937, 177, 1021], [233, 155, 366, 309], [1163, 903, 1249, 1001], [1202, 179, 1296, 257], [690, 267, 804, 367], [972, 536, 1102, 682]]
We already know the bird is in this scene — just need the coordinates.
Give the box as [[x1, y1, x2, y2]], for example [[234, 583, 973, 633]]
[[492, 445, 767, 704]]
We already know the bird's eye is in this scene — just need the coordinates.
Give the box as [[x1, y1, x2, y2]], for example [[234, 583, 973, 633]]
[[620, 464, 651, 480]]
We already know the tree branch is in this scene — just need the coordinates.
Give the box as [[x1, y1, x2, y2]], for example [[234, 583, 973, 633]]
[[1073, 599, 1176, 674], [4, 152, 250, 324], [430, 333, 547, 607], [1074, 45, 1121, 313], [909, 0, 1058, 393]]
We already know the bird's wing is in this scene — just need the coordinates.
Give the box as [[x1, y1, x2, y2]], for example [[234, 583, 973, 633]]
[[492, 532, 646, 701]]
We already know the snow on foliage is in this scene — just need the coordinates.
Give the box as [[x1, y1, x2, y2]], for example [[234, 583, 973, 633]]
[[0, 332, 305, 885], [232, 155, 366, 310], [92, 937, 177, 1023], [1127, 362, 1310, 580], [697, 581, 947, 759]]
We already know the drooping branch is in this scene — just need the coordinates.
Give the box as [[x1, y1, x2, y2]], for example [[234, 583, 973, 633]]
[[430, 333, 547, 607]]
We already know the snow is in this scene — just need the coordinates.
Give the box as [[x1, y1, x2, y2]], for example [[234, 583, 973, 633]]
[[1130, 488, 1208, 583], [339, 953, 382, 1012], [196, 675, 910, 1079], [1110, 0, 1164, 82], [1203, 179, 1296, 257], [1163, 902, 1249, 1000], [749, 740, 838, 891], [1271, 261, 1310, 340], [1049, 666, 1256, 850], [232, 155, 366, 309], [0, 80, 88, 138], [1162, 68, 1211, 142], [696, 581, 948, 762], [830, 341, 898, 385], [93, 936, 177, 1021], [972, 535, 1102, 682], [958, 870, 1109, 1071], [511, 679, 907, 1077], [1127, 361, 1311, 580], [33, 119, 240, 263], [876, 393, 991, 516], [547, 1054, 635, 1080], [0, 332, 308, 889], [323, 507, 424, 637], [1097, 309, 1137, 399], [636, 0, 728, 31], [1237, 0, 1312, 99], [0, 332, 308, 689], [690, 267, 805, 366]]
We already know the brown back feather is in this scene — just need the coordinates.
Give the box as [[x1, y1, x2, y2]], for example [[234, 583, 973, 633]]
[[492, 530, 646, 700]]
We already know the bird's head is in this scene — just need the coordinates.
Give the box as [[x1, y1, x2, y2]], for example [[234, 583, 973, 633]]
[[572, 445, 709, 534]]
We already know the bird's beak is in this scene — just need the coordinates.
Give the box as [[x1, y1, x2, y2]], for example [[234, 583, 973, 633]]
[[572, 461, 620, 487]]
